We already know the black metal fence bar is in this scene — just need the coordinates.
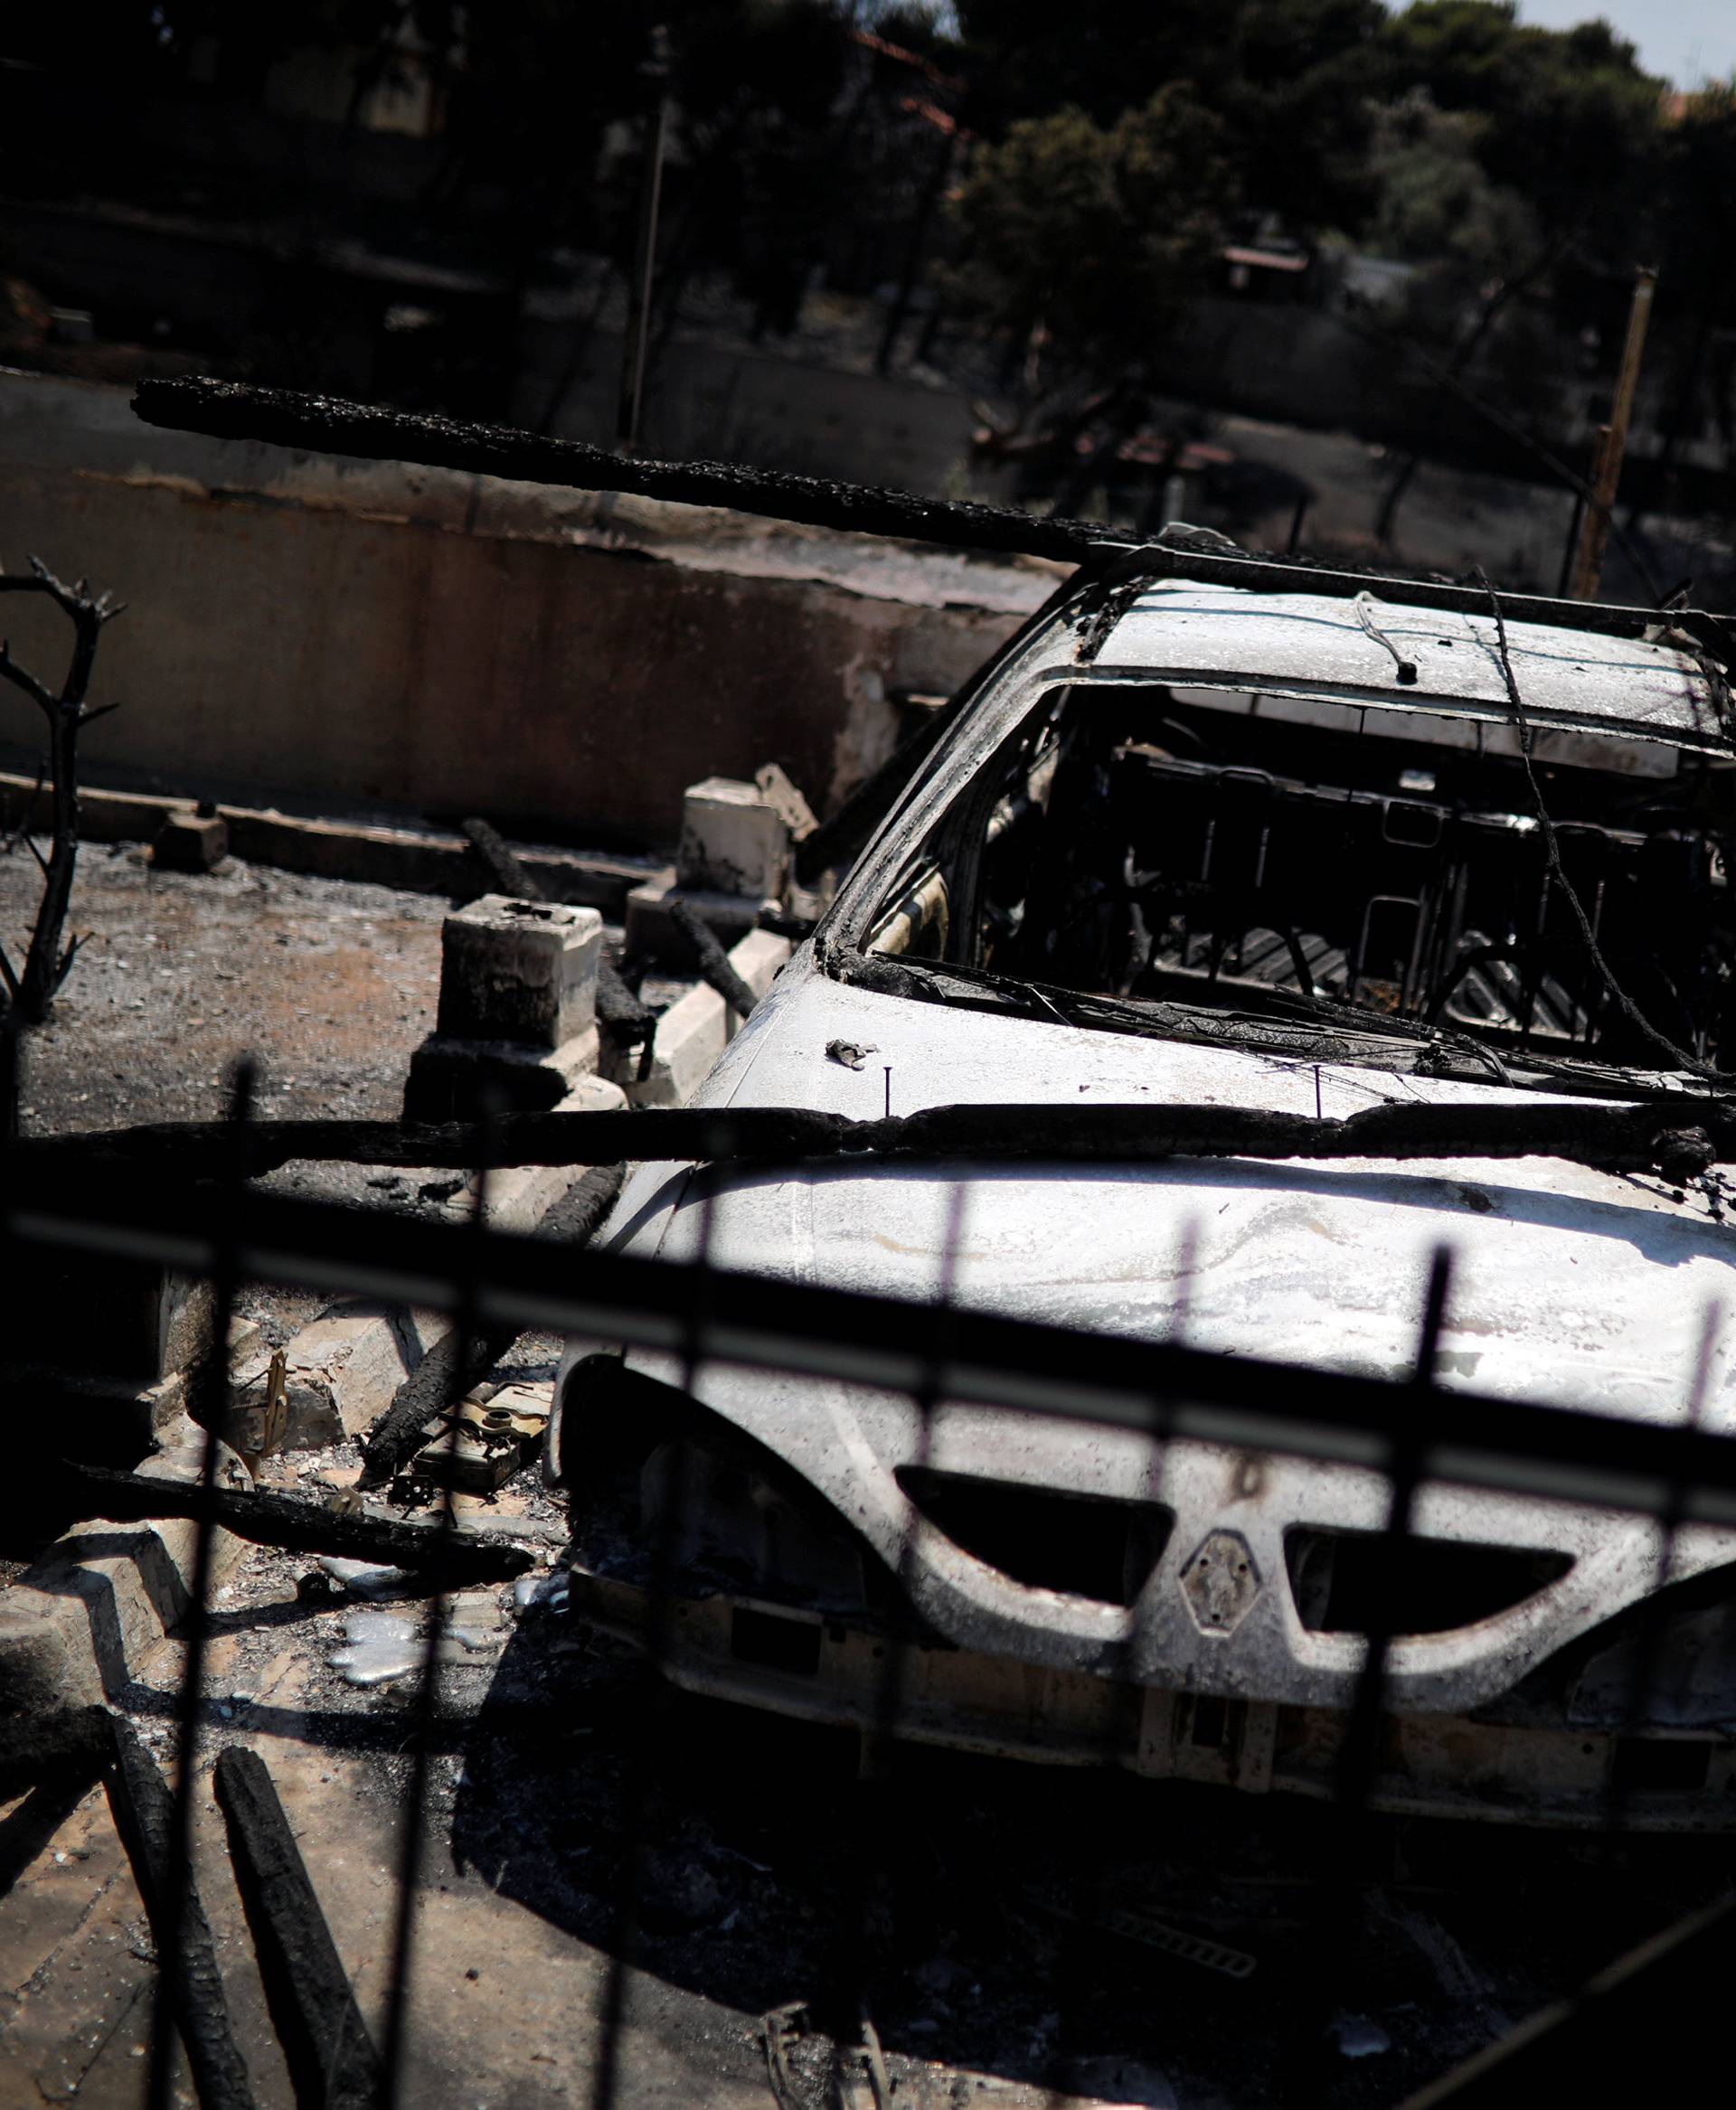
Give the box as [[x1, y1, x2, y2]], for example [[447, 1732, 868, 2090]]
[[586, 1179, 717, 2110], [377, 1140, 493, 2109], [145, 1067, 254, 2110], [13, 1180, 1736, 1527]]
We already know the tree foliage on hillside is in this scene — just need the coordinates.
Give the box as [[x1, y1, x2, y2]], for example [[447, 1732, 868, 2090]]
[[945, 88, 1233, 400]]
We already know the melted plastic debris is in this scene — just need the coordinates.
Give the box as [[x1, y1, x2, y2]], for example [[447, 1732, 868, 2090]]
[[329, 1609, 501, 1686], [344, 1610, 416, 1646], [514, 1572, 570, 1614], [318, 1556, 412, 1599], [1327, 2014, 1392, 2059], [331, 1610, 421, 1689]]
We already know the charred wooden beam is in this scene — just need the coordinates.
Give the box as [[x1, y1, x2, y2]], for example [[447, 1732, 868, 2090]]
[[667, 897, 760, 1020], [130, 379, 1722, 651], [355, 1327, 511, 1494], [108, 1719, 258, 2110], [458, 815, 542, 900], [134, 378, 1120, 566], [60, 1465, 534, 1580], [213, 1747, 383, 2110], [10, 1097, 1735, 1186]]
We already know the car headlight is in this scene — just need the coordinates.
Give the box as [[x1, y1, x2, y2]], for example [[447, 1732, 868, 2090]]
[[553, 1352, 868, 1615]]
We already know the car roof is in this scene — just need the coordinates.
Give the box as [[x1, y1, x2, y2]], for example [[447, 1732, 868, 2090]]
[[1072, 579, 1732, 758]]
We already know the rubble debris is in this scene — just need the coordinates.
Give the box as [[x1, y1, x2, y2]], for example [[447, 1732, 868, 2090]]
[[753, 763, 818, 843], [355, 1325, 512, 1493], [108, 1719, 258, 2110], [762, 2001, 892, 2110], [272, 1303, 452, 1450], [408, 1380, 551, 1495], [826, 1039, 875, 1069], [667, 896, 761, 1022], [60, 1462, 535, 1579], [329, 1606, 495, 1687], [512, 1572, 569, 1614], [212, 1746, 383, 2110], [151, 805, 230, 873]]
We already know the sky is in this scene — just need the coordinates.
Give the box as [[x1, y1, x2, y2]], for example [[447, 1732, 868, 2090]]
[[1515, 1, 1736, 86]]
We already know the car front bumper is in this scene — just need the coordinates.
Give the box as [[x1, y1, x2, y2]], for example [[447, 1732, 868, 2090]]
[[568, 1561, 1736, 1832]]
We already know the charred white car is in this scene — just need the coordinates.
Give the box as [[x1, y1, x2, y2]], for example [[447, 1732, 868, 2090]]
[[554, 547, 1736, 1828]]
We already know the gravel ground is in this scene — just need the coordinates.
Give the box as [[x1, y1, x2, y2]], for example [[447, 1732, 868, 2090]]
[[2, 837, 447, 1136]]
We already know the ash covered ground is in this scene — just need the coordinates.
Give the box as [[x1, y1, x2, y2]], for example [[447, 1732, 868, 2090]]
[[2, 838, 446, 1135]]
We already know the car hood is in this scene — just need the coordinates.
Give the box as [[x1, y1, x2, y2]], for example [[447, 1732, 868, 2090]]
[[598, 955, 1736, 1713]]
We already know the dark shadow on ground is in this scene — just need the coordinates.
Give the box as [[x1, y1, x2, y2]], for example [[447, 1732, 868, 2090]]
[[448, 1608, 1736, 2107]]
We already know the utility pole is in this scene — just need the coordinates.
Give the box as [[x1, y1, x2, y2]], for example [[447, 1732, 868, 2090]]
[[1569, 265, 1656, 600], [616, 24, 671, 457]]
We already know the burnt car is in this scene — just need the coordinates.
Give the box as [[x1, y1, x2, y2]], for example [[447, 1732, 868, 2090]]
[[553, 544, 1736, 1828]]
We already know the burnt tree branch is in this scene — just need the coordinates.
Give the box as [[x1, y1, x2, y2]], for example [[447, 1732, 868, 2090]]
[[0, 557, 123, 1033]]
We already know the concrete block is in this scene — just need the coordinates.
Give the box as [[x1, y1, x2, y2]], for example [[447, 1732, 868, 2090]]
[[135, 1313, 266, 1436], [437, 895, 601, 1050], [0, 1504, 245, 1716], [150, 805, 229, 871], [403, 1023, 599, 1122], [677, 777, 789, 899], [277, 1303, 453, 1446], [624, 882, 766, 966], [630, 929, 790, 1108]]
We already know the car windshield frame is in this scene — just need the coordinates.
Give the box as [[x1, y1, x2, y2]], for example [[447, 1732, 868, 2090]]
[[816, 584, 1736, 1094]]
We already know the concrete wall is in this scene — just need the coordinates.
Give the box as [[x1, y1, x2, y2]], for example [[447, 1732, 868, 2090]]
[[0, 372, 1046, 847], [519, 319, 980, 497]]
